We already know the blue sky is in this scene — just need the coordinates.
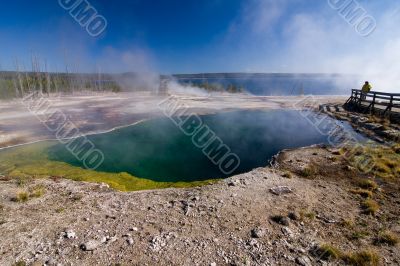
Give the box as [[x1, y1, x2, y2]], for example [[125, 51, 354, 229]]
[[0, 0, 399, 76]]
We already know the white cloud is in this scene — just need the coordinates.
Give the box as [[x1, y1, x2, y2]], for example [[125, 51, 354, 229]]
[[244, 0, 288, 33], [233, 0, 400, 92]]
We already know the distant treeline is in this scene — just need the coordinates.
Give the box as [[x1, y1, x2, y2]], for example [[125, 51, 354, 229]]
[[0, 71, 122, 99], [182, 81, 245, 93], [173, 73, 351, 79]]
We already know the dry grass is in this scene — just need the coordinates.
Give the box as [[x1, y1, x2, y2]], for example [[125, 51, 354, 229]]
[[343, 250, 380, 266], [316, 244, 341, 260], [375, 231, 399, 246], [12, 262, 27, 266], [358, 180, 378, 191], [55, 207, 65, 213], [347, 144, 400, 181], [299, 164, 317, 178], [299, 209, 316, 221], [282, 171, 293, 179], [350, 189, 373, 198], [393, 144, 400, 154], [316, 243, 380, 265], [29, 185, 45, 198], [350, 230, 370, 241], [362, 199, 379, 215], [341, 219, 355, 228], [16, 177, 29, 187], [12, 191, 29, 203], [10, 185, 46, 203]]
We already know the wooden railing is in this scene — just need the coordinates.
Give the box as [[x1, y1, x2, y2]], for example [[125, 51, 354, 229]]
[[345, 89, 400, 118]]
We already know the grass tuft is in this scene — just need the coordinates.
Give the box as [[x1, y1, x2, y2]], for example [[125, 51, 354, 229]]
[[362, 199, 379, 215], [282, 171, 293, 179], [299, 210, 316, 221], [29, 185, 45, 198], [348, 144, 400, 181], [299, 165, 317, 178], [12, 191, 29, 203], [393, 144, 400, 154], [13, 261, 26, 266], [350, 230, 370, 240], [358, 180, 378, 191], [343, 250, 380, 266], [341, 219, 355, 228], [375, 231, 399, 246], [16, 177, 29, 187], [55, 207, 65, 213], [350, 189, 373, 198], [316, 244, 341, 260]]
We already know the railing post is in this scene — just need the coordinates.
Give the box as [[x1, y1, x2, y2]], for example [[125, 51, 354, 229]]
[[383, 95, 393, 116], [358, 90, 363, 107], [371, 92, 376, 114]]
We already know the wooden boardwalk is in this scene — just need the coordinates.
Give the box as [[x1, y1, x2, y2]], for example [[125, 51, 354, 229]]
[[344, 89, 400, 121]]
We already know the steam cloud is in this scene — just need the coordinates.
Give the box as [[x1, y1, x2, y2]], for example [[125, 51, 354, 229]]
[[228, 0, 400, 93], [3, 0, 400, 94]]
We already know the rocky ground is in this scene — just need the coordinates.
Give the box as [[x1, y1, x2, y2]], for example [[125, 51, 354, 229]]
[[319, 104, 400, 144], [0, 94, 399, 266], [1, 142, 399, 266]]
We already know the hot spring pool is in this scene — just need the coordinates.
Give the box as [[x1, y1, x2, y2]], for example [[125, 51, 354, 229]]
[[40, 109, 363, 182]]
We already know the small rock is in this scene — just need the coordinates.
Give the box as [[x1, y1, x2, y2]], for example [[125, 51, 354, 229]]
[[108, 236, 118, 243], [272, 215, 290, 226], [80, 240, 101, 251], [288, 212, 299, 221], [228, 180, 239, 186], [127, 237, 134, 245], [251, 227, 266, 238], [45, 258, 57, 266], [270, 186, 293, 195], [281, 227, 294, 238], [210, 263, 217, 266], [64, 229, 76, 239], [247, 239, 260, 248], [364, 123, 383, 131], [192, 196, 200, 201], [99, 182, 110, 189], [296, 256, 312, 266], [150, 237, 165, 251]]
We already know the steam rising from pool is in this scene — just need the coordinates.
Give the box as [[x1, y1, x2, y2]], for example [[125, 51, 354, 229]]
[[48, 110, 362, 182]]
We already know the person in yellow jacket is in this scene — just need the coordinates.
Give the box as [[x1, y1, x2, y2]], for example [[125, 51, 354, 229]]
[[361, 81, 372, 100]]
